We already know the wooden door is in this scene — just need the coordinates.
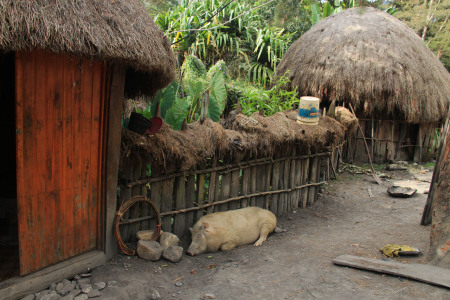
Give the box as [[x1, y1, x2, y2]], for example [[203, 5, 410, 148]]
[[15, 50, 107, 275]]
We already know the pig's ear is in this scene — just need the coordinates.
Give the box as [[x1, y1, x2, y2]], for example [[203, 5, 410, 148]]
[[202, 222, 210, 232]]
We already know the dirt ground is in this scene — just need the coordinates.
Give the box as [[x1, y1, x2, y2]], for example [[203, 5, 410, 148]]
[[90, 164, 449, 300]]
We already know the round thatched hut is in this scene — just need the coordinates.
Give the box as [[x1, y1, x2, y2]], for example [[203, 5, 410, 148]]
[[276, 7, 450, 163], [0, 0, 174, 297]]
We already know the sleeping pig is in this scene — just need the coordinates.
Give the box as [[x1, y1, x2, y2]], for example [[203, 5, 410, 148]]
[[187, 206, 277, 256]]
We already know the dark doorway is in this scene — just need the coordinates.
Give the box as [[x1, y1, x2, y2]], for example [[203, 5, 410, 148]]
[[0, 52, 19, 281]]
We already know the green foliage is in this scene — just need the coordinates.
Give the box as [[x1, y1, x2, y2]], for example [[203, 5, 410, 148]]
[[393, 0, 450, 71], [181, 55, 207, 79], [239, 73, 300, 116], [133, 59, 228, 130]]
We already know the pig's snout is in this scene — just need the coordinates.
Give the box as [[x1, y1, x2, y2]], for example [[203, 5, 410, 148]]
[[186, 251, 195, 256]]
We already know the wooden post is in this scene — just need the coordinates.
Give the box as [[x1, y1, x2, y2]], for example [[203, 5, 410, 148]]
[[301, 149, 310, 208], [185, 173, 196, 231], [196, 162, 206, 222], [241, 151, 251, 208], [307, 156, 318, 206], [414, 125, 423, 163], [426, 111, 450, 268], [173, 175, 186, 238], [160, 166, 174, 232], [150, 164, 162, 236], [218, 153, 231, 212], [207, 157, 218, 214], [229, 151, 242, 210], [289, 147, 297, 210], [271, 150, 281, 215]]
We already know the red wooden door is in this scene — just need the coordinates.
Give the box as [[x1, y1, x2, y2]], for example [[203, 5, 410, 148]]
[[15, 50, 106, 275]]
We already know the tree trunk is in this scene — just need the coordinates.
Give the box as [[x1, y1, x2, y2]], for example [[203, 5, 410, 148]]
[[428, 111, 450, 267]]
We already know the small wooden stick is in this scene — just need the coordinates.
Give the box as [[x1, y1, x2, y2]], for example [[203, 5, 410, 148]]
[[348, 103, 382, 184]]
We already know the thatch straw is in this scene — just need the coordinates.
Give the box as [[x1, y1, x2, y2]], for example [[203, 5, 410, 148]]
[[121, 111, 346, 171], [276, 7, 450, 123], [0, 0, 175, 96]]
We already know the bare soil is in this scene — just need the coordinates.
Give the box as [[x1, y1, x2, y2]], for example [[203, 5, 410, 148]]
[[90, 164, 449, 300]]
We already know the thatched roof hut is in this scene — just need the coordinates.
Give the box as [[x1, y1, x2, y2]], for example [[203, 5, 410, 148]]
[[277, 7, 450, 124], [0, 0, 175, 297], [0, 0, 175, 96]]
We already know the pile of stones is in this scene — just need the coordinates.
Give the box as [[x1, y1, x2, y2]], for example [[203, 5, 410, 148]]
[[136, 230, 183, 263], [21, 273, 106, 300]]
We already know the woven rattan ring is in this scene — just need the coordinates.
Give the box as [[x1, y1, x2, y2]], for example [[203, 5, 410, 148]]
[[113, 195, 162, 256]]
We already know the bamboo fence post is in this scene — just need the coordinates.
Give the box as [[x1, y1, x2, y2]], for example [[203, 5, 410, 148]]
[[150, 164, 161, 236], [185, 173, 196, 231], [160, 166, 175, 232], [294, 145, 303, 209], [263, 157, 273, 210], [250, 152, 258, 207], [229, 151, 242, 210], [280, 146, 290, 214], [240, 151, 251, 208], [173, 174, 186, 238], [301, 148, 310, 208], [129, 164, 143, 242], [255, 152, 266, 208], [307, 156, 318, 206], [271, 150, 281, 215], [218, 154, 232, 212], [196, 162, 206, 222], [118, 166, 132, 243], [207, 157, 218, 214], [141, 165, 149, 231], [289, 146, 297, 210]]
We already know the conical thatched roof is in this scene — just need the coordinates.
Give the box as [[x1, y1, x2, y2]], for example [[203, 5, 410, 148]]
[[0, 0, 175, 96], [276, 7, 450, 123]]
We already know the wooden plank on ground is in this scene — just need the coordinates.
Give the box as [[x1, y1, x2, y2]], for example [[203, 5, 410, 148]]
[[333, 255, 450, 289]]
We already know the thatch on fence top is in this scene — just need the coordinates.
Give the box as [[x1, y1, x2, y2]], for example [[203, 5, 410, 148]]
[[0, 0, 175, 96], [121, 112, 346, 171], [276, 7, 450, 123]]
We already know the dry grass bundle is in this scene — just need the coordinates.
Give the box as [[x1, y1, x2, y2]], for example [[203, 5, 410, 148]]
[[0, 0, 175, 96], [276, 7, 450, 123], [121, 111, 346, 171]]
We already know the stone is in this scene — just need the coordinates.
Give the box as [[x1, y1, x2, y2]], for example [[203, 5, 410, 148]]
[[21, 294, 35, 300], [81, 287, 92, 294], [36, 290, 55, 300], [150, 289, 161, 300], [55, 283, 64, 293], [387, 186, 417, 198], [203, 294, 216, 299], [68, 290, 81, 297], [162, 246, 183, 262], [74, 295, 88, 300], [73, 275, 81, 280], [136, 230, 157, 240], [49, 283, 57, 291], [86, 289, 101, 298], [137, 240, 162, 261], [58, 280, 76, 296], [80, 273, 92, 278], [61, 295, 74, 300], [159, 232, 180, 250], [76, 279, 91, 290], [386, 164, 407, 171], [39, 294, 61, 300], [93, 282, 106, 290], [107, 281, 118, 287]]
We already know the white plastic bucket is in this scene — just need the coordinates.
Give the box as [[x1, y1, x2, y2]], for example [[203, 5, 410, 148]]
[[297, 96, 320, 125]]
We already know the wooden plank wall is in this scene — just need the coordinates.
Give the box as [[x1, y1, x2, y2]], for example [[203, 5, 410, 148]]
[[15, 50, 106, 275], [345, 119, 442, 163], [117, 144, 343, 244]]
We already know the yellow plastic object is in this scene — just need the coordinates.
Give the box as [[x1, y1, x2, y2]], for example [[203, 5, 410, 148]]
[[380, 244, 418, 257]]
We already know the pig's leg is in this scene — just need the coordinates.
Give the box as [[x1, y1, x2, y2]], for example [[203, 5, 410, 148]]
[[220, 241, 237, 251], [254, 221, 274, 246]]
